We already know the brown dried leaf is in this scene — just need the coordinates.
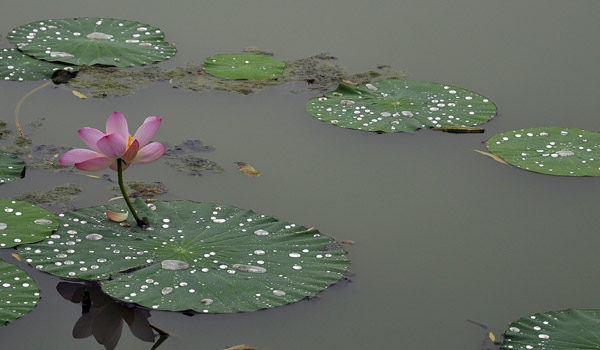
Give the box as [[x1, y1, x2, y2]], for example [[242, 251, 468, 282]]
[[224, 345, 256, 350], [106, 210, 128, 222], [431, 126, 485, 134], [12, 253, 22, 261], [342, 79, 358, 85], [474, 150, 509, 165], [235, 162, 260, 178], [72, 90, 88, 99]]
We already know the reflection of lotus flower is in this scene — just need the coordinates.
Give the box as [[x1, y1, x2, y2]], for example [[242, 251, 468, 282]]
[[60, 111, 165, 171]]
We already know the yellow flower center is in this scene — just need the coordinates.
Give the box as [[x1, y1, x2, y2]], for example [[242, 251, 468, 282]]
[[126, 134, 133, 149]]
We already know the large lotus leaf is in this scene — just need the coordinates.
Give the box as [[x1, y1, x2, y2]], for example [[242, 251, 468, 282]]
[[19, 199, 349, 313], [0, 48, 74, 81], [0, 259, 40, 325], [0, 152, 25, 184], [306, 79, 497, 133], [7, 18, 176, 67], [501, 309, 600, 349], [204, 54, 285, 80], [486, 127, 600, 176], [0, 199, 58, 248]]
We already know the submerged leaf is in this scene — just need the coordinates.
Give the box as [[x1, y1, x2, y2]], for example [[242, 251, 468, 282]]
[[0, 152, 26, 184], [306, 80, 497, 133], [0, 259, 40, 325], [204, 54, 285, 80], [8, 18, 176, 67], [19, 199, 350, 313], [235, 162, 260, 178]]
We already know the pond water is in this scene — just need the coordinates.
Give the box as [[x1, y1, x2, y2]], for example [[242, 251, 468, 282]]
[[1, 0, 600, 349]]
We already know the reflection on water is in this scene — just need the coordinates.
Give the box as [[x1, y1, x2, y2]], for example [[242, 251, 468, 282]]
[[56, 281, 168, 350]]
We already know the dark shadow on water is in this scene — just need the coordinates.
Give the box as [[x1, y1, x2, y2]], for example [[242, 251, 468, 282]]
[[56, 281, 169, 350]]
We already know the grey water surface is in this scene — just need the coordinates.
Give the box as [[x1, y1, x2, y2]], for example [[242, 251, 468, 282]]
[[1, 0, 600, 349]]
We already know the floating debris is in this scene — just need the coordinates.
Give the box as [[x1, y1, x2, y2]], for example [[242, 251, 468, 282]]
[[235, 162, 260, 178], [71, 90, 87, 99], [106, 210, 128, 222]]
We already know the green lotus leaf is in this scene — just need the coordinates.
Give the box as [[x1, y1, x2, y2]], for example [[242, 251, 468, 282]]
[[0, 152, 25, 184], [19, 199, 349, 313], [0, 48, 75, 81], [306, 79, 497, 133], [0, 259, 40, 326], [486, 127, 600, 176], [0, 199, 58, 248], [501, 309, 600, 349], [7, 18, 176, 67], [204, 54, 285, 80]]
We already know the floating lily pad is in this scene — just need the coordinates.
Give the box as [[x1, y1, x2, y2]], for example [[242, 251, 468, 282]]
[[204, 54, 285, 80], [0, 152, 25, 184], [306, 80, 497, 133], [8, 18, 176, 67], [501, 309, 600, 349], [0, 199, 58, 248], [0, 259, 40, 325], [0, 48, 74, 81], [486, 127, 600, 176], [19, 199, 349, 313]]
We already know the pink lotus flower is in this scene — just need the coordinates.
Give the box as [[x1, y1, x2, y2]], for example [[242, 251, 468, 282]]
[[60, 111, 165, 171]]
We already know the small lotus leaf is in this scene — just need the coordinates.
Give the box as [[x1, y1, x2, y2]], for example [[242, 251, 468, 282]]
[[204, 54, 285, 80], [0, 152, 25, 184], [486, 127, 600, 176], [0, 48, 74, 81], [19, 199, 349, 313], [8, 18, 176, 67], [0, 199, 58, 248], [0, 259, 40, 325], [306, 79, 497, 133], [501, 309, 600, 349]]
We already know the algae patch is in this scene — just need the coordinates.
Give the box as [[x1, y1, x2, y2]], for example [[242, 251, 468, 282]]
[[166, 155, 224, 176], [65, 52, 408, 97], [13, 184, 81, 208], [111, 181, 166, 198], [163, 139, 216, 156]]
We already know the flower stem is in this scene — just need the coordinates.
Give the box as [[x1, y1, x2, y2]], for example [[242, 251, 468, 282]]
[[117, 158, 146, 227]]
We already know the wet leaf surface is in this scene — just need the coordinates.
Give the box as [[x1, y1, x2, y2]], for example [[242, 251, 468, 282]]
[[501, 309, 600, 349], [0, 258, 40, 326], [486, 127, 600, 176], [0, 198, 58, 248], [306, 80, 497, 133], [8, 18, 176, 67], [19, 199, 349, 313], [0, 48, 75, 81]]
